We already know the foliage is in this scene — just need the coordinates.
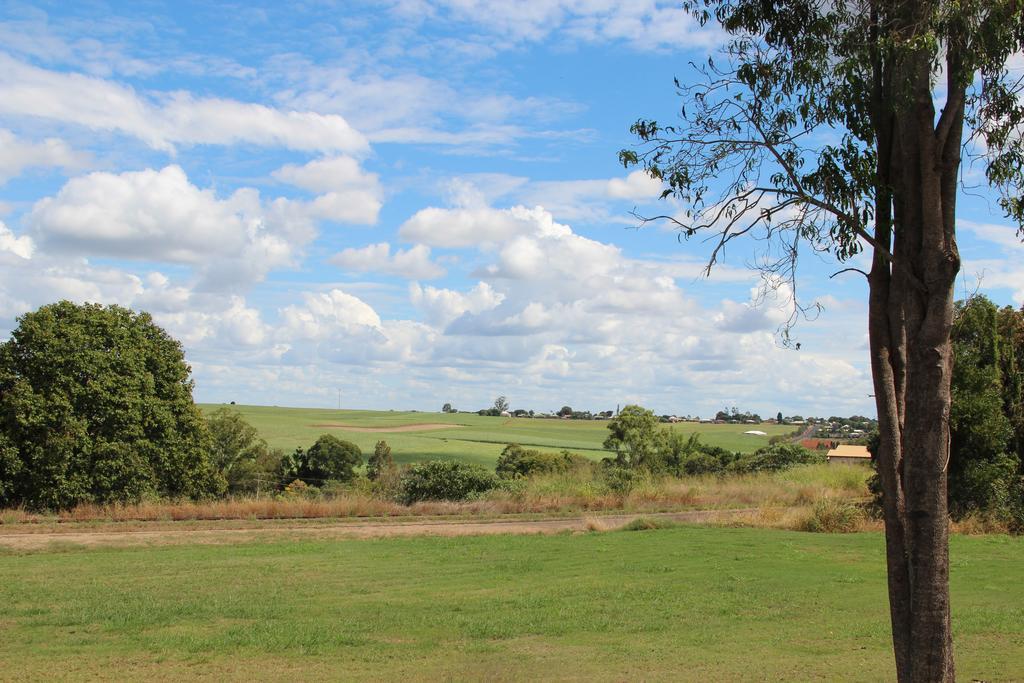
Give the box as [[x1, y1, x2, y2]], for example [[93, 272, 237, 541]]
[[619, 516, 680, 531], [734, 443, 824, 474], [495, 443, 590, 479], [800, 498, 862, 534], [399, 460, 499, 503], [283, 435, 362, 486], [367, 440, 395, 482], [557, 405, 573, 417], [0, 301, 223, 509], [622, 0, 1024, 675], [603, 405, 663, 469], [494, 396, 509, 413], [948, 296, 1023, 519], [205, 407, 276, 493], [441, 403, 453, 413], [601, 465, 641, 496]]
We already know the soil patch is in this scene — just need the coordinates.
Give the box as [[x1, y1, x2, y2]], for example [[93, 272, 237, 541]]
[[310, 422, 462, 433], [0, 509, 752, 551]]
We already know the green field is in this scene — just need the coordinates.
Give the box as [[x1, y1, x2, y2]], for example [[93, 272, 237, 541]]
[[200, 404, 795, 466], [0, 527, 1020, 681]]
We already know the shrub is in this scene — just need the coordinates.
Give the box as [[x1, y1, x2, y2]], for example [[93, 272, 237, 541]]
[[620, 516, 680, 531], [800, 498, 861, 533], [736, 443, 824, 474], [602, 465, 640, 495], [367, 440, 395, 482], [400, 461, 499, 503], [495, 444, 590, 479]]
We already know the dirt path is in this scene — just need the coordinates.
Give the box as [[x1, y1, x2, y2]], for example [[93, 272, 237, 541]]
[[310, 422, 462, 433], [0, 509, 752, 551]]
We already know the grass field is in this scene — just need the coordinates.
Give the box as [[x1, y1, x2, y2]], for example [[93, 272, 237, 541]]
[[199, 404, 796, 466], [0, 527, 1020, 681]]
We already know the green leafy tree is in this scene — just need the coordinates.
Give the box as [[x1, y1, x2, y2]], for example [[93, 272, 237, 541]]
[[0, 301, 223, 509], [621, 2, 1023, 677], [442, 402, 453, 413], [206, 407, 273, 493], [949, 297, 1020, 517], [299, 435, 362, 485], [367, 440, 395, 482], [557, 405, 573, 417], [603, 405, 664, 470], [494, 396, 509, 413]]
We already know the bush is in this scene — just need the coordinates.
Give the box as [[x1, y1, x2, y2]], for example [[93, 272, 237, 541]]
[[620, 516, 680, 531], [495, 444, 590, 479], [602, 465, 640, 495], [400, 461, 499, 503], [733, 443, 824, 474], [367, 440, 395, 482], [800, 498, 861, 533]]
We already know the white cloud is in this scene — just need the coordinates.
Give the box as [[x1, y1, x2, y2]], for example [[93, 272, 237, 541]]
[[0, 128, 88, 183], [273, 156, 383, 225], [410, 281, 505, 326], [28, 165, 313, 288], [0, 55, 367, 154], [399, 204, 567, 248], [394, 0, 720, 51], [0, 220, 34, 260], [330, 243, 446, 280]]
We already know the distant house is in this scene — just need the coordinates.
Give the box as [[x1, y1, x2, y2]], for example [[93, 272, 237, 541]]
[[827, 444, 872, 465]]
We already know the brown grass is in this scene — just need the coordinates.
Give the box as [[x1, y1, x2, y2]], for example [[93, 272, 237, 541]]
[[0, 464, 876, 526]]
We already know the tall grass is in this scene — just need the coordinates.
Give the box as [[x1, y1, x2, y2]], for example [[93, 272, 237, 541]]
[[0, 464, 872, 525]]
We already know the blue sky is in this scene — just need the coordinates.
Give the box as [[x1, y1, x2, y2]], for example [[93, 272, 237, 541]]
[[0, 1, 1021, 418]]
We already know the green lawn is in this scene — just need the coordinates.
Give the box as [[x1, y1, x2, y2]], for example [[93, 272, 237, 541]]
[[0, 528, 1020, 681], [199, 404, 795, 466]]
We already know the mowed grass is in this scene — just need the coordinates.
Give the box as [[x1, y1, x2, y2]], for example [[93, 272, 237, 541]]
[[198, 404, 795, 466], [0, 529, 1021, 681]]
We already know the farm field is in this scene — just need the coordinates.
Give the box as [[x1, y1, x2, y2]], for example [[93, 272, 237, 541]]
[[0, 527, 1020, 682], [199, 404, 796, 466]]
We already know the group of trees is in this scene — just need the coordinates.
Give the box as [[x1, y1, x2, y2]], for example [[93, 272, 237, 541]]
[[0, 300, 390, 509], [602, 405, 822, 476], [946, 296, 1023, 524]]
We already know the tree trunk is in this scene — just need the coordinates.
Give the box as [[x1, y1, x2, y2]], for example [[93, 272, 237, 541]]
[[868, 3, 962, 679]]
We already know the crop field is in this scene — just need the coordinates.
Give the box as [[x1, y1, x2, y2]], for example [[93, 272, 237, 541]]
[[0, 527, 1020, 681], [199, 404, 795, 466]]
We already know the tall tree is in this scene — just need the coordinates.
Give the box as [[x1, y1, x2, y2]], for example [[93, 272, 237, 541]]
[[0, 301, 223, 508], [620, 2, 1024, 680]]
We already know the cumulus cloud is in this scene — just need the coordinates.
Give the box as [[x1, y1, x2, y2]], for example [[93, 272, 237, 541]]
[[330, 243, 446, 280], [28, 165, 313, 289], [0, 55, 367, 154], [0, 220, 34, 260], [437, 170, 663, 224], [410, 281, 505, 326], [399, 204, 566, 248], [273, 156, 382, 225], [0, 128, 88, 183]]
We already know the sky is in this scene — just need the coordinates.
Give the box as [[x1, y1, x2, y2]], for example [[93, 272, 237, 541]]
[[0, 1, 1021, 418]]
